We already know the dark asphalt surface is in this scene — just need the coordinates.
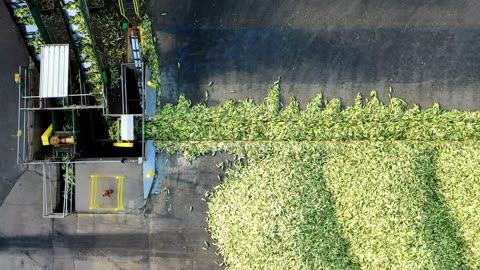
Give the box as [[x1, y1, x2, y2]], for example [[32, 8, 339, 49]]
[[0, 1, 28, 205], [148, 0, 480, 109], [145, 153, 227, 269]]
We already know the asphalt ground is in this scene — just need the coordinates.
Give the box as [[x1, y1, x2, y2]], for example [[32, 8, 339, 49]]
[[0, 1, 29, 206], [148, 0, 480, 110]]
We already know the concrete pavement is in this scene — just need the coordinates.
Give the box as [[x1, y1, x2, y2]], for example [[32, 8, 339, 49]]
[[0, 169, 53, 269], [0, 155, 226, 270], [75, 162, 144, 213]]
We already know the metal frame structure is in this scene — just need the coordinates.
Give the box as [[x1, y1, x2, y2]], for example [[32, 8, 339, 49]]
[[10, 0, 150, 220], [114, 62, 145, 116], [17, 66, 96, 218], [18, 62, 147, 160], [16, 66, 147, 218], [39, 159, 134, 218], [42, 162, 74, 218], [17, 67, 34, 164], [105, 62, 146, 160], [18, 66, 103, 111], [118, 0, 141, 20], [28, 158, 139, 218]]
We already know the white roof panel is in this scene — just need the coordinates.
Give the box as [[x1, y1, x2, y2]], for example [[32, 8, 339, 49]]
[[40, 44, 69, 98], [121, 115, 134, 141]]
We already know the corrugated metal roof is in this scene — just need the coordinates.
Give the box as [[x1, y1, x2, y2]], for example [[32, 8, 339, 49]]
[[39, 44, 69, 98]]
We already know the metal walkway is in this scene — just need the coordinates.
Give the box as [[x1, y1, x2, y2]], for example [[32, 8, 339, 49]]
[[118, 0, 140, 20]]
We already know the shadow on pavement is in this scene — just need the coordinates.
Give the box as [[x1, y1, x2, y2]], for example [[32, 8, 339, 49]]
[[156, 24, 480, 106], [162, 26, 480, 85], [0, 232, 210, 259]]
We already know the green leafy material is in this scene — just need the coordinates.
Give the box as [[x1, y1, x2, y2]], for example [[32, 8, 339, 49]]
[[11, 5, 46, 54], [87, 0, 104, 8], [38, 0, 55, 10], [63, 0, 104, 102], [18, 15, 35, 26], [63, 1, 81, 10], [209, 145, 361, 270], [14, 7, 30, 18], [146, 84, 480, 269], [108, 119, 119, 141], [141, 15, 161, 105], [147, 85, 480, 145]]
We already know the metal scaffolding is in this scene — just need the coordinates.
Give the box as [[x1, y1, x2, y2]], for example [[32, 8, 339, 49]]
[[18, 66, 103, 111], [41, 162, 74, 218]]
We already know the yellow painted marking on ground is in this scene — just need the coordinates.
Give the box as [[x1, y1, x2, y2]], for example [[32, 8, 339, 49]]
[[89, 174, 125, 211]]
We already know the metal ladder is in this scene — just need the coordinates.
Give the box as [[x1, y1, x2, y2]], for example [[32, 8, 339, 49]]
[[118, 0, 140, 20]]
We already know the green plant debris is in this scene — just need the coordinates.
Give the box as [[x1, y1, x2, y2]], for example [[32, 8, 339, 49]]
[[61, 153, 75, 200], [86, 5, 125, 105], [19, 15, 35, 26], [62, 0, 103, 101], [107, 119, 119, 141], [87, 0, 104, 8], [27, 38, 43, 47], [37, 0, 54, 10], [11, 5, 45, 55], [109, 65, 120, 89], [147, 85, 480, 151], [207, 142, 479, 270], [14, 7, 30, 18], [322, 142, 470, 269], [141, 15, 161, 104], [146, 84, 480, 269], [92, 7, 125, 65], [63, 2, 79, 9], [208, 146, 360, 270]]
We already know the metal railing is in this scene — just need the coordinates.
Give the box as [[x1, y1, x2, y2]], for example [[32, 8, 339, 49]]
[[42, 162, 74, 218], [17, 67, 33, 164], [117, 0, 128, 20], [17, 66, 103, 111], [117, 0, 141, 20], [132, 0, 140, 18], [104, 62, 145, 116]]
